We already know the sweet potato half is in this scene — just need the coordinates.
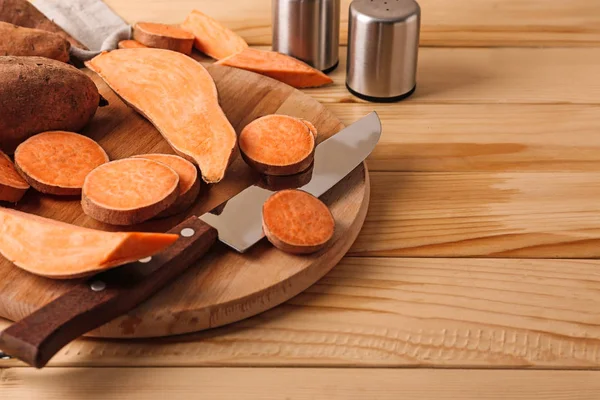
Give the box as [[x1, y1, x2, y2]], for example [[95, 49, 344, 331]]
[[87, 49, 237, 184], [82, 158, 180, 226], [181, 9, 248, 59], [216, 48, 333, 88], [240, 115, 315, 176], [133, 154, 201, 217], [0, 21, 70, 62], [262, 189, 335, 254], [0, 150, 29, 202], [0, 57, 100, 154], [133, 22, 194, 55], [0, 207, 178, 279], [15, 131, 109, 196]]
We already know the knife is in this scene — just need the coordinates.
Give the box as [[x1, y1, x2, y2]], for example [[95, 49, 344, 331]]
[[0, 112, 382, 368]]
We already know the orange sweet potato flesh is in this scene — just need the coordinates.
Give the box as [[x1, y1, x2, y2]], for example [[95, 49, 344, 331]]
[[118, 39, 147, 49], [262, 189, 335, 254], [240, 115, 315, 176], [15, 131, 109, 196], [302, 120, 318, 140], [82, 158, 180, 226], [132, 154, 201, 217], [216, 48, 333, 88], [181, 9, 248, 60], [87, 49, 237, 184], [133, 22, 194, 55], [0, 207, 178, 279], [0, 150, 29, 202]]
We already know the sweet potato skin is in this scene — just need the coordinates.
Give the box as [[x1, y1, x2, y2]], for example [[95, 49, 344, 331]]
[[133, 22, 194, 55], [0, 21, 70, 62], [0, 57, 100, 154]]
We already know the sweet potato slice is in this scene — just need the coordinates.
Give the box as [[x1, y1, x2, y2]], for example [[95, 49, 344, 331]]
[[262, 189, 335, 254], [133, 22, 194, 55], [14, 131, 109, 196], [118, 39, 147, 49], [0, 150, 29, 202], [216, 48, 333, 88], [257, 162, 314, 191], [181, 9, 248, 60], [82, 158, 180, 226], [0, 207, 178, 279], [240, 115, 315, 176], [87, 49, 237, 184], [133, 154, 201, 217], [302, 120, 318, 140]]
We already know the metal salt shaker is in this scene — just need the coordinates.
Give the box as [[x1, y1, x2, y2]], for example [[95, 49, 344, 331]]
[[272, 0, 341, 73], [346, 0, 421, 102]]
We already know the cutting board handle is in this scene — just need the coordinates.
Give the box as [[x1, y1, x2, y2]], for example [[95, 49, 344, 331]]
[[0, 217, 217, 368]]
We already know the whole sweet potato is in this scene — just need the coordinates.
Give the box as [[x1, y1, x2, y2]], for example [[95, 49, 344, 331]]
[[0, 0, 84, 48], [0, 21, 70, 62], [0, 57, 99, 153]]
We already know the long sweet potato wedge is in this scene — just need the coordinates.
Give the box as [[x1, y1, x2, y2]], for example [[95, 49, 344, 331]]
[[15, 131, 109, 196], [133, 22, 194, 55], [240, 115, 315, 176], [181, 9, 248, 59], [82, 158, 180, 226], [87, 49, 237, 184], [0, 21, 70, 62], [262, 189, 335, 254], [133, 154, 201, 217], [0, 207, 178, 279], [0, 150, 29, 202], [216, 48, 333, 88], [118, 39, 148, 49]]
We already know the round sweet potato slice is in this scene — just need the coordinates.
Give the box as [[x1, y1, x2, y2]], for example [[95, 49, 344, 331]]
[[82, 158, 180, 225], [133, 22, 194, 55], [14, 131, 109, 196], [132, 154, 201, 217], [240, 115, 315, 176], [0, 150, 29, 202], [257, 162, 314, 191], [262, 189, 335, 254]]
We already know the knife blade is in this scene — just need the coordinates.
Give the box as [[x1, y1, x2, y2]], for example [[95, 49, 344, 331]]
[[0, 112, 382, 368]]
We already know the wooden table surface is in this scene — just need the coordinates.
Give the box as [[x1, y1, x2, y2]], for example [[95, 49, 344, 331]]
[[3, 0, 600, 398]]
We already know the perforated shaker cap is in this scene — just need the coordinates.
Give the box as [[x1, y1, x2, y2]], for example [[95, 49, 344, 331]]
[[346, 0, 421, 102]]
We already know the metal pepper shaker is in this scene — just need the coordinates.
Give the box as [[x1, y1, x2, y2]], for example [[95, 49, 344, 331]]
[[346, 0, 421, 102], [272, 0, 341, 73]]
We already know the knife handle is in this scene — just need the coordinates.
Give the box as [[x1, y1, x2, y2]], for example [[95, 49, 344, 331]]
[[0, 217, 217, 368]]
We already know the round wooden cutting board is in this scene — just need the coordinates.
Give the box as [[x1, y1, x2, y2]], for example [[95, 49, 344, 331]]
[[0, 64, 370, 338]]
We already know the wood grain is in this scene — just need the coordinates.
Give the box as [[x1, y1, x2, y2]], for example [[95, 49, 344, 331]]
[[0, 63, 371, 339], [3, 257, 600, 368], [4, 368, 600, 399], [331, 104, 600, 172], [105, 0, 600, 47], [352, 171, 600, 257], [303, 47, 600, 104]]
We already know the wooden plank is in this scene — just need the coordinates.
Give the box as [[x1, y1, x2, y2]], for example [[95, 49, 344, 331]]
[[352, 172, 600, 257], [4, 368, 600, 399], [330, 104, 600, 172], [303, 47, 600, 104], [105, 0, 600, 47], [3, 257, 600, 368]]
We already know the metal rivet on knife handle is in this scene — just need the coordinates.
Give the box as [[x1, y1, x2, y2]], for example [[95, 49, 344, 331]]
[[90, 281, 106, 292], [180, 228, 195, 237]]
